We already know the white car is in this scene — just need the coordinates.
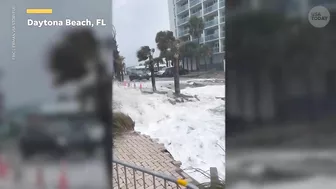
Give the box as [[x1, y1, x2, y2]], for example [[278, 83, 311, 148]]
[[156, 69, 166, 77]]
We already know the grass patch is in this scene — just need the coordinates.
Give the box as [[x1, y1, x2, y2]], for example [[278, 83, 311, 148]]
[[113, 112, 135, 134]]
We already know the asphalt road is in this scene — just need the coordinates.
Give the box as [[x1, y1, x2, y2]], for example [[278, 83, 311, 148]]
[[123, 76, 224, 90]]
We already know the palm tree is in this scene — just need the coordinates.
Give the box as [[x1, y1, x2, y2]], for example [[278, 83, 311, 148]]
[[188, 16, 204, 71], [136, 46, 156, 92], [184, 42, 198, 71], [155, 30, 181, 95], [48, 28, 113, 188], [199, 44, 211, 70], [116, 55, 125, 81]]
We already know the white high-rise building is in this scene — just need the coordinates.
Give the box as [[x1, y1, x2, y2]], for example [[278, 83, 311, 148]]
[[168, 0, 225, 70]]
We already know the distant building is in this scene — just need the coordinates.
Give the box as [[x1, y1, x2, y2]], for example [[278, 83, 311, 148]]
[[168, 0, 225, 71]]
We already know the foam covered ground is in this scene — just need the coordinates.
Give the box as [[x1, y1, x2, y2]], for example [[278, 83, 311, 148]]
[[113, 83, 225, 182]]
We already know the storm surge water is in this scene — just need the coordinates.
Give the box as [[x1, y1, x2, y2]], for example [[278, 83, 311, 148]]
[[113, 83, 225, 182]]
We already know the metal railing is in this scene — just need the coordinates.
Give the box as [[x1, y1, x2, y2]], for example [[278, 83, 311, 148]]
[[192, 37, 204, 43], [113, 159, 199, 189], [190, 0, 201, 7], [204, 18, 218, 28], [178, 29, 189, 37], [204, 4, 217, 14], [190, 10, 202, 17], [177, 4, 189, 14], [178, 17, 189, 25], [220, 16, 225, 23], [219, 0, 225, 8], [204, 33, 219, 41]]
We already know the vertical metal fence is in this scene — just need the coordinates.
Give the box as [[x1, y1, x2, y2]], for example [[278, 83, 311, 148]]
[[112, 159, 199, 189]]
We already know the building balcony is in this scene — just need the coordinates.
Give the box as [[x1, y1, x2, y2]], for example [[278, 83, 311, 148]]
[[190, 0, 201, 7], [192, 37, 204, 43], [220, 16, 225, 23], [219, 0, 225, 8], [205, 33, 219, 41], [191, 10, 202, 17], [178, 17, 190, 25], [204, 4, 217, 14], [220, 31, 225, 38], [204, 18, 218, 28], [212, 47, 219, 53], [178, 29, 189, 37], [177, 4, 189, 14]]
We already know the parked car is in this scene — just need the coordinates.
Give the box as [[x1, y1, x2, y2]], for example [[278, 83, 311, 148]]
[[19, 119, 103, 159], [129, 70, 150, 81], [155, 68, 168, 77], [179, 68, 189, 75], [156, 67, 189, 77]]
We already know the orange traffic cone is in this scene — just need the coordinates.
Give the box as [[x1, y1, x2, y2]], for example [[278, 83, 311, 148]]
[[0, 155, 8, 178], [36, 167, 45, 189], [123, 81, 127, 86], [58, 162, 68, 189], [139, 83, 142, 90]]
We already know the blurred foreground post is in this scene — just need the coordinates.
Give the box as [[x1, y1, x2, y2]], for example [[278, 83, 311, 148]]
[[209, 167, 220, 188], [48, 28, 115, 189]]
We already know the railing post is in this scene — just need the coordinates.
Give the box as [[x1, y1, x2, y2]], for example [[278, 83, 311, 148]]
[[209, 167, 220, 189]]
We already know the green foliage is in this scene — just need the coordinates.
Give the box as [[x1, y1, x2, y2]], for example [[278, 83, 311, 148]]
[[155, 30, 178, 62], [180, 42, 198, 57], [113, 112, 135, 134], [188, 16, 204, 39], [136, 46, 152, 62], [155, 30, 176, 52], [48, 28, 98, 86]]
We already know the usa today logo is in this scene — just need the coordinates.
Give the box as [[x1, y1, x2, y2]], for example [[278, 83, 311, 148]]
[[308, 6, 330, 28]]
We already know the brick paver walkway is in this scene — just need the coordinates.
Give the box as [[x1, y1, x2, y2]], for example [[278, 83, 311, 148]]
[[113, 131, 195, 189]]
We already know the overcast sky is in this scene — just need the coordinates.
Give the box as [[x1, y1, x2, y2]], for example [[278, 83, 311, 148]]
[[113, 0, 170, 67], [0, 0, 112, 108], [0, 0, 170, 108]]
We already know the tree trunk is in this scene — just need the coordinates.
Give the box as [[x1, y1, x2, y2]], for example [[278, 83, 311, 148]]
[[182, 57, 185, 69], [196, 38, 200, 71], [150, 61, 156, 92], [186, 58, 189, 70], [252, 68, 260, 125], [191, 57, 194, 71], [174, 58, 180, 95], [95, 59, 113, 189]]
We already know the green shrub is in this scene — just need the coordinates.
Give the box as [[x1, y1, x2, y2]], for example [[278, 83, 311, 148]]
[[113, 112, 134, 134]]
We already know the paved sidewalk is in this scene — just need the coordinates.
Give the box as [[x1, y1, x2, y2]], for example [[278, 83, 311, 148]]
[[113, 131, 195, 189]]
